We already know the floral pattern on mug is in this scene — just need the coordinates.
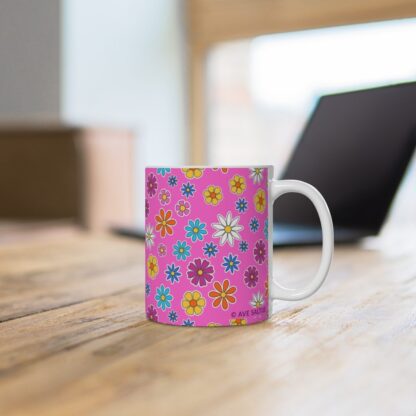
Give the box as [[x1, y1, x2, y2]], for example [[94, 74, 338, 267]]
[[208, 279, 237, 311], [203, 185, 223, 206], [175, 200, 191, 217], [147, 255, 159, 279], [187, 258, 214, 287], [158, 189, 171, 206], [212, 211, 243, 247], [155, 209, 176, 237], [182, 291, 206, 315], [182, 168, 204, 179], [145, 167, 269, 326]]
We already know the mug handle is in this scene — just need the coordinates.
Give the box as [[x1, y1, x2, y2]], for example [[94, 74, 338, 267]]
[[269, 179, 334, 301]]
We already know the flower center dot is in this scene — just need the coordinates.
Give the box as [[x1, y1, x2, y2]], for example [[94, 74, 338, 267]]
[[224, 226, 232, 233], [193, 227, 199, 233], [197, 270, 203, 276], [189, 299, 197, 307]]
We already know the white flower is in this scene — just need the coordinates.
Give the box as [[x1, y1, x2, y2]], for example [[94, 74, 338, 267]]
[[250, 292, 264, 308], [250, 168, 264, 184], [212, 211, 244, 246], [145, 225, 155, 248]]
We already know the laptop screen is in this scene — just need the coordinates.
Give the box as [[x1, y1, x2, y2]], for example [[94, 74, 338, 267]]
[[275, 82, 416, 232]]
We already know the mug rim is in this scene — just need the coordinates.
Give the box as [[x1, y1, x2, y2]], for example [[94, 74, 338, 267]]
[[146, 165, 274, 169]]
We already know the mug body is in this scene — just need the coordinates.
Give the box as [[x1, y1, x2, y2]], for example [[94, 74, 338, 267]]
[[145, 166, 272, 327]]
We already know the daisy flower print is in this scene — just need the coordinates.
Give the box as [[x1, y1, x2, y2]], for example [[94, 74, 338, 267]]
[[250, 168, 264, 184], [212, 211, 243, 247]]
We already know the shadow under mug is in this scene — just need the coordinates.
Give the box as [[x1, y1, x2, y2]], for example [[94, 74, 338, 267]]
[[145, 166, 333, 327]]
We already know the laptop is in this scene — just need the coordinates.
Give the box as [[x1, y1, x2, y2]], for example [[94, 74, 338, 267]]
[[273, 82, 416, 246]]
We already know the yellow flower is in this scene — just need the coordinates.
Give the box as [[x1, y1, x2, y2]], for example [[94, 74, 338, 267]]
[[254, 189, 266, 213], [230, 318, 247, 326], [182, 168, 203, 179], [230, 175, 246, 195], [182, 291, 206, 315], [147, 255, 159, 279], [203, 185, 223, 206]]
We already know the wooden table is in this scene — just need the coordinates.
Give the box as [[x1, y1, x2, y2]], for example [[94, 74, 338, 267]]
[[0, 229, 415, 415]]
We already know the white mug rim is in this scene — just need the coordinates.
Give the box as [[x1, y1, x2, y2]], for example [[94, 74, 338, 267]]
[[146, 165, 274, 169]]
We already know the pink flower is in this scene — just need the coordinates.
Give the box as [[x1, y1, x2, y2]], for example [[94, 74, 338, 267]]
[[158, 244, 167, 257], [159, 189, 171, 205], [146, 173, 158, 197], [146, 305, 158, 322], [145, 199, 149, 218], [244, 266, 259, 287], [175, 199, 191, 217], [187, 258, 214, 287], [254, 240, 266, 264]]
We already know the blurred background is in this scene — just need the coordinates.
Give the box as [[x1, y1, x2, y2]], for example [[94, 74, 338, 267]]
[[0, 0, 415, 238]]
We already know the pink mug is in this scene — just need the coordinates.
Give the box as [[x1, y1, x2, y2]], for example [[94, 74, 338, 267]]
[[145, 166, 333, 327]]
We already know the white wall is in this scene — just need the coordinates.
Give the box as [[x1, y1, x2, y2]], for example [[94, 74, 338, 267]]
[[0, 0, 61, 120], [62, 0, 188, 227]]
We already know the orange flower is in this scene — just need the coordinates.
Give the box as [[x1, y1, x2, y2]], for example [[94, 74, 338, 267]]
[[208, 279, 237, 310], [155, 209, 176, 237]]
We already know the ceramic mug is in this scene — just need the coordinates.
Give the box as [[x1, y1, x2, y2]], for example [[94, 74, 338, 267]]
[[145, 166, 333, 327]]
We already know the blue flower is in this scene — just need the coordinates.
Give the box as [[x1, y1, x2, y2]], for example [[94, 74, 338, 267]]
[[222, 254, 240, 274], [239, 241, 248, 252], [173, 241, 191, 261], [157, 168, 171, 176], [250, 217, 259, 232], [168, 175, 178, 187], [165, 263, 181, 284], [155, 285, 173, 311], [182, 319, 195, 327], [185, 219, 207, 242], [181, 182, 196, 198], [203, 242, 218, 258], [145, 283, 151, 296], [264, 219, 269, 239], [235, 198, 248, 213], [168, 311, 178, 322]]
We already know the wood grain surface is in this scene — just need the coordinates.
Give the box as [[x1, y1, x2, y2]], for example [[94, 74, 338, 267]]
[[0, 230, 415, 415]]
